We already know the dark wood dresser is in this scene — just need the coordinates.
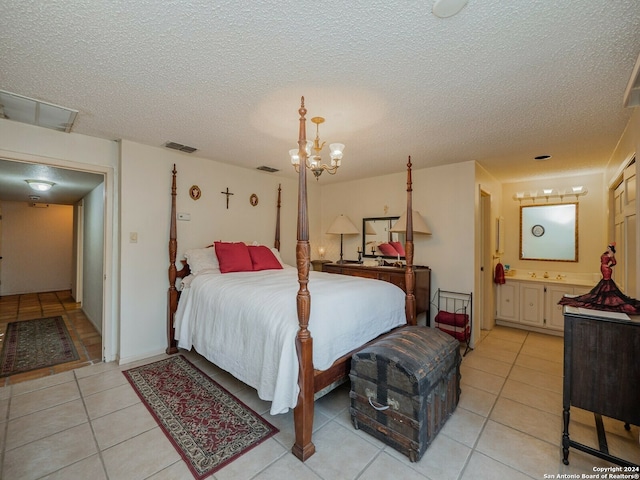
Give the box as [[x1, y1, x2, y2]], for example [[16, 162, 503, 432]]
[[322, 263, 431, 321], [562, 307, 640, 467]]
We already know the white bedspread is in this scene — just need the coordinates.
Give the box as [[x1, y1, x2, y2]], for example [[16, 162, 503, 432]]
[[174, 267, 406, 414]]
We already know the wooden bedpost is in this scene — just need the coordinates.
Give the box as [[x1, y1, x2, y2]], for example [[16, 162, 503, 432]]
[[404, 157, 417, 326], [167, 164, 179, 354], [275, 184, 281, 250], [292, 96, 316, 461]]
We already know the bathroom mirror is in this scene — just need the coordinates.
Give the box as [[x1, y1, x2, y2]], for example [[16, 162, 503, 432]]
[[520, 203, 578, 262], [362, 217, 403, 258]]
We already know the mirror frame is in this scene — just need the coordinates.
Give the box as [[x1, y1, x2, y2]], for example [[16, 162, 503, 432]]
[[362, 217, 403, 258], [519, 202, 578, 262]]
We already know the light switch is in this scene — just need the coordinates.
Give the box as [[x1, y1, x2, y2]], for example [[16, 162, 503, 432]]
[[129, 232, 138, 243]]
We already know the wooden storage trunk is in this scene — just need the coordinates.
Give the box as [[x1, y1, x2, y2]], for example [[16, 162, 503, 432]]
[[350, 326, 461, 462]]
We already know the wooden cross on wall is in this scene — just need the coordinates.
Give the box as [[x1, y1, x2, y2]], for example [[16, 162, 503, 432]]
[[220, 187, 234, 209]]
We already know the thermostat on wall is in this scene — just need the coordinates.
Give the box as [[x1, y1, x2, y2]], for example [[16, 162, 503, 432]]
[[177, 212, 191, 221]]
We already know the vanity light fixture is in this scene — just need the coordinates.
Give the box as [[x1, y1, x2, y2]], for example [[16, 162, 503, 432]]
[[25, 180, 55, 191], [513, 186, 588, 203]]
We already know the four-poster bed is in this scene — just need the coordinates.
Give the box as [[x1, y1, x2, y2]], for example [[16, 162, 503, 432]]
[[166, 96, 417, 461]]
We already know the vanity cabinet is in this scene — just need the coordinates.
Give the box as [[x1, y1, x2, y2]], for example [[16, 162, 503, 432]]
[[496, 281, 518, 322], [496, 279, 593, 334], [545, 285, 574, 330], [520, 283, 544, 327]]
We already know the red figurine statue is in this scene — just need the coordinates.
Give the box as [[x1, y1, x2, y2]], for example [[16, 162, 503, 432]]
[[558, 242, 640, 314]]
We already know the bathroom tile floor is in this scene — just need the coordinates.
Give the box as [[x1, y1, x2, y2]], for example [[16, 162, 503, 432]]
[[1, 325, 638, 479]]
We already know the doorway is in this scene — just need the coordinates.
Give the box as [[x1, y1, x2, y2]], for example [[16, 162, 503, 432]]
[[0, 155, 114, 365], [480, 188, 495, 331], [612, 157, 637, 296]]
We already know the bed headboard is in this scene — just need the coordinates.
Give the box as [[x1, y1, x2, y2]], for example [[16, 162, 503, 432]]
[[165, 167, 284, 354]]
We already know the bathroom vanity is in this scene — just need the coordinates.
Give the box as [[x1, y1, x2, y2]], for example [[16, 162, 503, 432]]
[[496, 275, 593, 334]]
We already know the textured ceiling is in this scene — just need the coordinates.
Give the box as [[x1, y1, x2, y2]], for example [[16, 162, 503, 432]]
[[0, 159, 104, 204], [1, 0, 639, 187]]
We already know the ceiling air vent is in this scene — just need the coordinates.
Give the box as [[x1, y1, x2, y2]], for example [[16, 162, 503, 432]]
[[257, 165, 279, 173], [164, 141, 198, 153], [0, 90, 78, 132]]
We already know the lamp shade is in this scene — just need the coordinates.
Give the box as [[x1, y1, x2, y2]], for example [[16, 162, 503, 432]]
[[364, 222, 377, 235], [390, 210, 432, 235], [327, 214, 358, 235]]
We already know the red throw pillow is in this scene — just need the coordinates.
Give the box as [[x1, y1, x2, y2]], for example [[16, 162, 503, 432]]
[[390, 241, 405, 256], [214, 242, 253, 273], [248, 245, 283, 271], [378, 243, 399, 256]]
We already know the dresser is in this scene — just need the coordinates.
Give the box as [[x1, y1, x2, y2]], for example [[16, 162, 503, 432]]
[[562, 307, 640, 467], [322, 263, 431, 321]]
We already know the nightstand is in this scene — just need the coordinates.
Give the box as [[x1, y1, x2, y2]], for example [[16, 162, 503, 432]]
[[311, 259, 332, 272]]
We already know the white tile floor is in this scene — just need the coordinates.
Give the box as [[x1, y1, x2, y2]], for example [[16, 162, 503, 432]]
[[1, 325, 638, 479]]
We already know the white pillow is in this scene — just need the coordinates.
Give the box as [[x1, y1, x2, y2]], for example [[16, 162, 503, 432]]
[[184, 247, 219, 274], [269, 247, 293, 268]]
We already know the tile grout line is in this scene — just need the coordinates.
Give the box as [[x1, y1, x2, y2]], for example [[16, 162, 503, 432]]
[[0, 390, 11, 479], [74, 370, 111, 479], [455, 329, 538, 480]]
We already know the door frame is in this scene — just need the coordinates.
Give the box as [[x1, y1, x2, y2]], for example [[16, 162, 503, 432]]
[[479, 187, 495, 331], [0, 149, 115, 362]]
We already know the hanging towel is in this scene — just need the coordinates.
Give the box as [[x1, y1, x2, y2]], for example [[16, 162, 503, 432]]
[[494, 262, 506, 284]]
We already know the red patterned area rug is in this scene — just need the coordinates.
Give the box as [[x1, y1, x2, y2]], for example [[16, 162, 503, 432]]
[[123, 355, 278, 479], [0, 316, 79, 377]]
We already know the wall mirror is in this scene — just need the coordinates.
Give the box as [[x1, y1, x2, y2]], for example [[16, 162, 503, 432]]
[[520, 203, 578, 262], [362, 217, 404, 258]]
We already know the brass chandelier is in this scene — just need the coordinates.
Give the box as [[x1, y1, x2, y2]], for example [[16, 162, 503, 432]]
[[289, 105, 345, 180]]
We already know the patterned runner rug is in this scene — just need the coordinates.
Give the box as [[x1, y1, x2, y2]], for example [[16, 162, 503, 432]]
[[0, 316, 79, 377], [123, 355, 278, 479]]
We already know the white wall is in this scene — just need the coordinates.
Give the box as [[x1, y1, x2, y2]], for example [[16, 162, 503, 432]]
[[118, 140, 308, 363], [0, 202, 73, 295], [83, 182, 105, 333], [318, 161, 477, 332], [0, 118, 119, 360]]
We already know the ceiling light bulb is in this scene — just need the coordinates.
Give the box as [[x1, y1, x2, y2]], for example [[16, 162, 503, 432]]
[[26, 180, 55, 191], [329, 143, 345, 160], [289, 149, 300, 165], [432, 0, 469, 18]]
